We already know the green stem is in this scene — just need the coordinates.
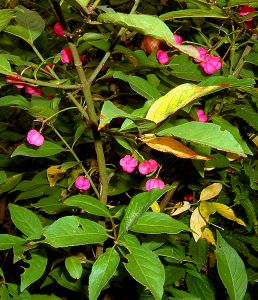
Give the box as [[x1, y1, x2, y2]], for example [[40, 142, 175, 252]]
[[50, 124, 100, 198], [67, 93, 90, 122], [41, 106, 77, 126]]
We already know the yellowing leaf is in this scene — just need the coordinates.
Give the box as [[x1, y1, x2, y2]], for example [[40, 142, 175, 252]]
[[202, 228, 216, 245], [212, 203, 246, 227], [47, 165, 65, 187], [150, 201, 160, 212], [199, 183, 223, 201], [145, 83, 218, 124], [199, 201, 216, 222], [170, 201, 191, 216], [140, 136, 210, 160], [226, 152, 240, 161], [190, 207, 207, 242]]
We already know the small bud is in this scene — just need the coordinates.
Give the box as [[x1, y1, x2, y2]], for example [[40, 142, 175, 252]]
[[27, 129, 44, 147], [156, 50, 169, 64], [75, 176, 91, 190], [53, 22, 65, 36], [173, 34, 183, 45], [183, 194, 193, 202], [138, 159, 158, 175], [146, 178, 165, 191], [119, 155, 138, 173]]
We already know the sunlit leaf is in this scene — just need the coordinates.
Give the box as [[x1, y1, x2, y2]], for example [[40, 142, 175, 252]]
[[65, 256, 83, 280], [199, 201, 216, 222], [170, 201, 191, 216], [47, 165, 65, 187], [199, 183, 223, 201], [212, 203, 246, 227], [145, 83, 218, 124], [140, 136, 210, 160], [190, 207, 207, 242], [0, 234, 25, 250], [0, 9, 14, 32], [202, 228, 216, 246]]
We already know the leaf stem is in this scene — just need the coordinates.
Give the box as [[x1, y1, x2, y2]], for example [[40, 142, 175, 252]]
[[159, 181, 180, 212]]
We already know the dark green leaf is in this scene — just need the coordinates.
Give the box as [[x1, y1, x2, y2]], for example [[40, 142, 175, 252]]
[[43, 216, 108, 247], [216, 231, 248, 300], [8, 204, 43, 239], [130, 212, 191, 234], [186, 274, 215, 300], [189, 239, 208, 271], [64, 195, 110, 217], [65, 256, 83, 280], [0, 174, 23, 196], [154, 245, 192, 262], [236, 106, 258, 131], [158, 122, 245, 156], [20, 250, 48, 291], [0, 234, 25, 250], [0, 55, 13, 75], [123, 244, 165, 300], [119, 187, 170, 237], [88, 248, 120, 300], [227, 0, 258, 8], [11, 141, 64, 158]]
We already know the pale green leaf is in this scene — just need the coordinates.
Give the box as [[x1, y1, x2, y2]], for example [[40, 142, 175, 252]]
[[130, 212, 191, 234], [43, 216, 108, 247], [4, 6, 45, 45], [216, 231, 248, 300], [0, 234, 25, 250], [146, 83, 218, 124], [0, 9, 14, 32], [20, 250, 48, 291], [160, 8, 227, 20], [63, 195, 110, 217], [123, 244, 165, 300], [89, 248, 120, 300], [158, 122, 245, 156], [65, 256, 83, 280], [11, 141, 64, 158], [8, 204, 43, 239]]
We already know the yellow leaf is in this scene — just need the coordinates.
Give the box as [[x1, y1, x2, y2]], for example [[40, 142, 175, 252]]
[[140, 136, 211, 160], [47, 165, 65, 187], [199, 201, 216, 222], [199, 183, 223, 201], [145, 83, 218, 124], [202, 228, 216, 245], [190, 207, 207, 242], [150, 201, 160, 212], [212, 203, 246, 227], [170, 201, 191, 216]]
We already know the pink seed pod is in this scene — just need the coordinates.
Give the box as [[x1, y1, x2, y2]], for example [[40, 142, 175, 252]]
[[183, 194, 193, 202], [25, 86, 43, 96], [119, 155, 138, 173], [156, 50, 169, 64], [196, 109, 208, 122], [194, 47, 209, 63], [60, 48, 73, 64], [239, 5, 255, 21], [26, 129, 44, 147], [75, 176, 91, 190], [146, 178, 165, 191], [53, 22, 65, 36], [200, 55, 222, 75], [173, 34, 183, 45], [138, 159, 158, 175]]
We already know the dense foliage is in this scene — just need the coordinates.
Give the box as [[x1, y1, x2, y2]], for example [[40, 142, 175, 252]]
[[0, 0, 258, 299]]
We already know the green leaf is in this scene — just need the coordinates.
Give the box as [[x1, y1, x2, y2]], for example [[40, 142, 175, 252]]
[[154, 245, 192, 262], [88, 248, 120, 300], [0, 174, 23, 196], [119, 187, 170, 237], [0, 234, 25, 250], [0, 285, 10, 300], [0, 54, 13, 75], [0, 95, 31, 109], [11, 141, 64, 158], [227, 0, 258, 8], [20, 249, 48, 292], [212, 116, 252, 155], [235, 106, 258, 131], [65, 256, 83, 280], [99, 100, 156, 131], [4, 6, 45, 45], [160, 8, 227, 20], [113, 71, 161, 101], [98, 12, 199, 59], [145, 83, 219, 124], [123, 244, 165, 300], [216, 231, 248, 300], [8, 204, 43, 239], [43, 216, 108, 248], [130, 212, 191, 234], [0, 171, 7, 185], [75, 0, 91, 9], [199, 75, 255, 87], [186, 273, 215, 300], [0, 10, 14, 32], [158, 122, 245, 156], [189, 239, 209, 271], [32, 195, 68, 215], [63, 195, 110, 217]]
